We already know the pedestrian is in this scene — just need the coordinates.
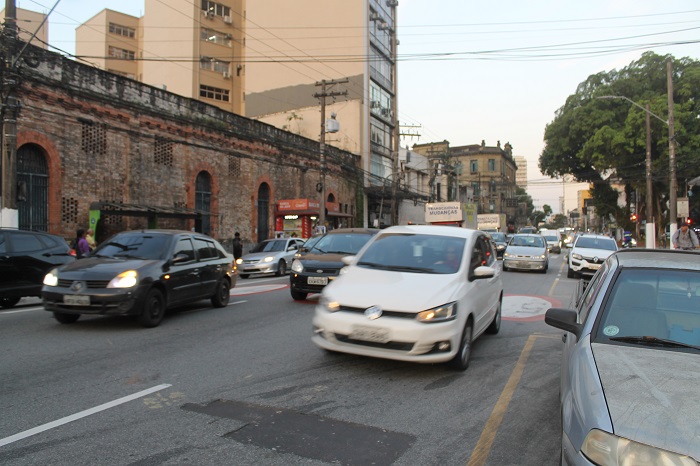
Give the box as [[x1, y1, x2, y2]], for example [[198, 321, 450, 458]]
[[71, 228, 91, 258], [85, 228, 97, 250], [232, 232, 243, 260], [671, 222, 699, 250]]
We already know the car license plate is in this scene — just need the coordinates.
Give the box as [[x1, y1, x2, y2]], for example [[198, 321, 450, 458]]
[[63, 295, 90, 306], [308, 276, 328, 285], [589, 263, 601, 270], [350, 325, 389, 343]]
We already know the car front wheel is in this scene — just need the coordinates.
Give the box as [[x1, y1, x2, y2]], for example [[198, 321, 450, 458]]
[[291, 289, 308, 301], [276, 260, 287, 276], [211, 279, 230, 308], [448, 319, 473, 371], [138, 288, 165, 328], [0, 297, 21, 309], [567, 267, 574, 279], [53, 312, 80, 324], [486, 298, 501, 334]]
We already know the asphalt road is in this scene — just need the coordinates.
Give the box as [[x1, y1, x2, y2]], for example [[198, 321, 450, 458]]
[[0, 251, 578, 466]]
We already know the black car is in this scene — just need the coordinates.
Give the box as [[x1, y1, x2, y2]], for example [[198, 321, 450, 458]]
[[42, 230, 235, 327], [289, 228, 379, 300], [0, 228, 76, 308], [488, 231, 508, 258]]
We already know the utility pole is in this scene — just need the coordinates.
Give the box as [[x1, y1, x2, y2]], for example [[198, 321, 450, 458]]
[[667, 59, 677, 243], [645, 103, 655, 248], [314, 78, 347, 231], [1, 0, 19, 227], [388, 0, 399, 226]]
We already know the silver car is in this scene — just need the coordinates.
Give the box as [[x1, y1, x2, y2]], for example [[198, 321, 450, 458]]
[[502, 233, 548, 273], [546, 249, 700, 465], [236, 237, 305, 278]]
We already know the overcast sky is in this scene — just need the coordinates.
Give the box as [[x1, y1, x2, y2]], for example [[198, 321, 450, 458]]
[[20, 0, 700, 213]]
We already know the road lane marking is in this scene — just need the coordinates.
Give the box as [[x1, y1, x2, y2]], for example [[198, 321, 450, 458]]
[[0, 307, 43, 315], [467, 335, 537, 466], [0, 384, 172, 448]]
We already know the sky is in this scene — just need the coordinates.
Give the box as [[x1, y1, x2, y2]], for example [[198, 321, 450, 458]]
[[15, 0, 700, 213]]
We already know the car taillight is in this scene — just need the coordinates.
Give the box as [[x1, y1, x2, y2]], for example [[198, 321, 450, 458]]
[[69, 249, 77, 257]]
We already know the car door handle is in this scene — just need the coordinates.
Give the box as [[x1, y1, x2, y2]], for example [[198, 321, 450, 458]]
[[562, 333, 567, 343], [189, 270, 200, 276]]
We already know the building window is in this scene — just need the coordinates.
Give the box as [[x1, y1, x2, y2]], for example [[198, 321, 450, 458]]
[[109, 23, 135, 39], [81, 121, 106, 155], [108, 46, 135, 60], [200, 28, 232, 47], [471, 181, 480, 196], [201, 0, 230, 18], [488, 159, 495, 171], [470, 160, 478, 173], [200, 57, 230, 74], [199, 84, 230, 102], [154, 137, 173, 167]]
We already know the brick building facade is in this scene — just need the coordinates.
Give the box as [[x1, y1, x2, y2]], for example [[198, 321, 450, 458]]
[[7, 42, 362, 247]]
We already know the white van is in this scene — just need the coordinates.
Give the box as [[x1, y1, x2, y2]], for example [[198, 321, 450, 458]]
[[539, 229, 562, 253]]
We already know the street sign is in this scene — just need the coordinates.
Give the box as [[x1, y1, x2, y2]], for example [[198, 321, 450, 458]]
[[678, 197, 689, 218]]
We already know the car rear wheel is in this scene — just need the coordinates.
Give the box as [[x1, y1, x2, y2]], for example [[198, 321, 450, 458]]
[[448, 319, 473, 371], [486, 297, 502, 334], [211, 279, 230, 308], [0, 297, 21, 309], [567, 267, 574, 279], [276, 260, 287, 276], [138, 288, 165, 328], [291, 289, 308, 301], [53, 312, 80, 324]]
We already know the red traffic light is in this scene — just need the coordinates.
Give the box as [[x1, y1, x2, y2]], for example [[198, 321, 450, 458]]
[[687, 218, 693, 225], [630, 213, 638, 222]]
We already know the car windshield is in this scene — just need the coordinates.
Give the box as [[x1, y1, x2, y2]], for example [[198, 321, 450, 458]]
[[356, 233, 465, 274], [576, 237, 616, 251], [313, 233, 374, 254], [490, 233, 506, 242], [509, 235, 545, 248], [302, 235, 324, 251], [251, 239, 287, 253], [543, 236, 558, 242], [597, 269, 700, 350], [94, 233, 169, 260]]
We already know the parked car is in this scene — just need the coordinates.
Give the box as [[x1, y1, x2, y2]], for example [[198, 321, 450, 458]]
[[502, 233, 548, 273], [312, 225, 502, 370], [290, 228, 380, 300], [487, 231, 508, 259], [567, 233, 618, 279], [545, 249, 700, 465], [42, 230, 235, 327], [0, 228, 76, 309], [236, 237, 305, 278]]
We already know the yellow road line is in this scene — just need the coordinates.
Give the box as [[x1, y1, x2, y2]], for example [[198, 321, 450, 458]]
[[467, 334, 537, 466]]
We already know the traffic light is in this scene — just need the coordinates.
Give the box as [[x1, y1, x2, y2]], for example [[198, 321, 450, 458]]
[[630, 213, 638, 222], [687, 218, 693, 226]]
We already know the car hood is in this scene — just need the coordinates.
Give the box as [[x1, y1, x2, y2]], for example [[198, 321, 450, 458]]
[[242, 251, 283, 260], [505, 246, 546, 256], [58, 257, 162, 279], [298, 252, 348, 268], [592, 343, 700, 459], [323, 266, 462, 312], [573, 247, 614, 259]]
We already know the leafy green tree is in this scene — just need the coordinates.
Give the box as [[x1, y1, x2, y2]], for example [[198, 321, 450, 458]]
[[540, 52, 700, 229], [551, 214, 569, 228]]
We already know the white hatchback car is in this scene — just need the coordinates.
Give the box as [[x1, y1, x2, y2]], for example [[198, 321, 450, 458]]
[[567, 234, 618, 279], [312, 225, 503, 370]]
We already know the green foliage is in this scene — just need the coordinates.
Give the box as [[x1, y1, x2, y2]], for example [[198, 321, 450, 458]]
[[551, 214, 569, 228], [540, 52, 700, 224]]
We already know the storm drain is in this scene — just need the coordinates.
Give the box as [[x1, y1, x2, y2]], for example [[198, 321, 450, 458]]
[[182, 399, 415, 465]]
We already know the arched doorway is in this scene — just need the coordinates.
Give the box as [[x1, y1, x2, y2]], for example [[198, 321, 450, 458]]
[[257, 183, 270, 243], [195, 171, 212, 234], [17, 144, 48, 231]]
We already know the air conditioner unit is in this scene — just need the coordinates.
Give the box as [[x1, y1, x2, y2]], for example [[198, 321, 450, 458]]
[[224, 15, 232, 24], [222, 71, 231, 79], [380, 108, 389, 116], [370, 100, 380, 108]]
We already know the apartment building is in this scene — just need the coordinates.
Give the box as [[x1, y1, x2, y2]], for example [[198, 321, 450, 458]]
[[245, 0, 399, 228], [75, 0, 245, 115], [514, 155, 527, 188], [0, 7, 48, 49]]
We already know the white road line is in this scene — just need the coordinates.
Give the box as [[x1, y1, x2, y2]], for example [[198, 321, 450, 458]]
[[0, 307, 43, 315], [0, 384, 172, 448], [227, 300, 247, 306]]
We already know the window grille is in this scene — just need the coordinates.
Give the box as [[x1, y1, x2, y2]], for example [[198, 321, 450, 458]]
[[81, 122, 107, 155], [154, 137, 173, 166]]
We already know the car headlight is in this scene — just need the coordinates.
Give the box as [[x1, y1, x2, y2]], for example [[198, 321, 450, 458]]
[[572, 253, 582, 260], [416, 302, 456, 323], [581, 429, 697, 466], [107, 270, 138, 288], [263, 256, 274, 263], [497, 245, 505, 250], [235, 258, 243, 265], [504, 252, 513, 258], [43, 269, 59, 287], [539, 255, 546, 259], [291, 259, 304, 273], [319, 296, 340, 313]]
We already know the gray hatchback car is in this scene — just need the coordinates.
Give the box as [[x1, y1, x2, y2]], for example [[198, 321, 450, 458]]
[[546, 249, 700, 465]]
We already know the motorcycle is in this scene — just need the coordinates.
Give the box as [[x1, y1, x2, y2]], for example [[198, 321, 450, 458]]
[[621, 232, 636, 248]]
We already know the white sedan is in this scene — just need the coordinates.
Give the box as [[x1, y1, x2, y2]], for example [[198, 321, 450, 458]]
[[312, 225, 503, 370]]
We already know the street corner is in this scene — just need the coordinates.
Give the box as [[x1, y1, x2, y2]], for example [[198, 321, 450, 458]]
[[231, 284, 288, 296], [502, 294, 562, 321]]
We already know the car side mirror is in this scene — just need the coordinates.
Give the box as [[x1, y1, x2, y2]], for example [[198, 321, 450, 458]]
[[341, 255, 355, 266], [544, 308, 582, 340], [171, 252, 191, 264], [470, 265, 495, 281]]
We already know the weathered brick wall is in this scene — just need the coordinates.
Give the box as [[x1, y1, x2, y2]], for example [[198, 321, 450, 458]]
[[10, 42, 361, 245]]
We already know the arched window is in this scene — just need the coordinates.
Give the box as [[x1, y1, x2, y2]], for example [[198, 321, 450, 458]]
[[195, 171, 212, 234]]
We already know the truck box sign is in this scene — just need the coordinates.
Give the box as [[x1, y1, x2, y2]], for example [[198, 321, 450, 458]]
[[477, 213, 505, 229], [425, 202, 465, 223]]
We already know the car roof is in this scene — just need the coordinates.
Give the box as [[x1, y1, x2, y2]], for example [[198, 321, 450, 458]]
[[612, 249, 700, 271], [325, 228, 380, 235], [380, 225, 480, 239], [577, 233, 612, 240]]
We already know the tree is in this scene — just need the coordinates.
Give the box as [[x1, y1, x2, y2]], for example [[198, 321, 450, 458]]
[[551, 214, 569, 228], [542, 204, 552, 217], [539, 52, 700, 229]]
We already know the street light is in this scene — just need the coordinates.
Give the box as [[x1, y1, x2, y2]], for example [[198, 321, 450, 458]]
[[597, 94, 675, 249]]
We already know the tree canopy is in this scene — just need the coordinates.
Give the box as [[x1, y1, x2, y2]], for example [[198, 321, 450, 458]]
[[539, 52, 700, 229]]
